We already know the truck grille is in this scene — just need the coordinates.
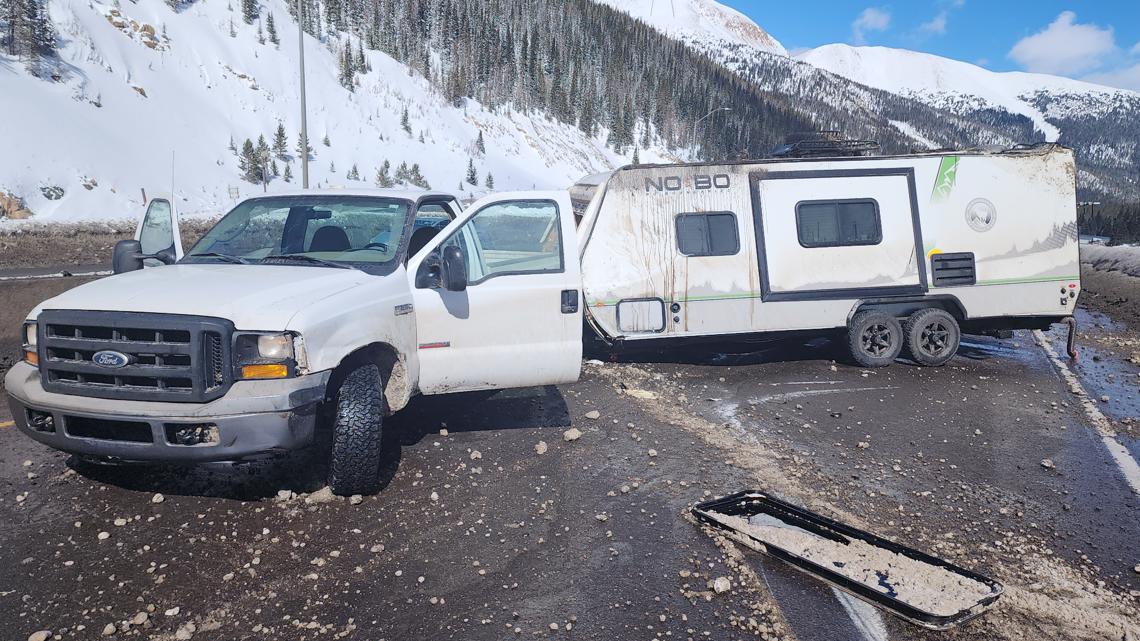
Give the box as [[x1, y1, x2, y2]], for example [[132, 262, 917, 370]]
[[38, 311, 235, 403]]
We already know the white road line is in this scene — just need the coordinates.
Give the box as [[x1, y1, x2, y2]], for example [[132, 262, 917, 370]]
[[833, 588, 891, 641], [1034, 330, 1140, 495], [0, 269, 112, 282]]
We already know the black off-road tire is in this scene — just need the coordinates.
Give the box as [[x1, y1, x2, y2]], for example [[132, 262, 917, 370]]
[[847, 310, 903, 368], [328, 364, 385, 496], [904, 308, 961, 367]]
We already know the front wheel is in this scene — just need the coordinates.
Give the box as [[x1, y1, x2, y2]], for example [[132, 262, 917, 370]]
[[847, 310, 903, 368], [904, 308, 961, 367], [328, 364, 385, 496]]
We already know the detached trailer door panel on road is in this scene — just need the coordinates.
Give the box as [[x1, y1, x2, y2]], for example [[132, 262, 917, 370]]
[[752, 169, 925, 301]]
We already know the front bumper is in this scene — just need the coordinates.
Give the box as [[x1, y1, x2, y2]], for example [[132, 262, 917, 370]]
[[4, 362, 330, 463]]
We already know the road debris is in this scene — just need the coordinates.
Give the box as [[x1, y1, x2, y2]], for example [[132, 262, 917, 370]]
[[1041, 458, 1056, 469], [563, 427, 582, 442], [584, 410, 601, 420], [694, 491, 1002, 628], [712, 577, 732, 593], [534, 441, 548, 455]]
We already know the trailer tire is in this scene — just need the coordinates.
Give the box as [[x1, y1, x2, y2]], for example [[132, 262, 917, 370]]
[[328, 363, 385, 496], [904, 308, 960, 367], [847, 311, 903, 368]]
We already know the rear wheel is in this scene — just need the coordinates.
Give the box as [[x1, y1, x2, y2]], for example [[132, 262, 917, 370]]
[[847, 310, 903, 368], [904, 308, 961, 367], [328, 364, 385, 496]]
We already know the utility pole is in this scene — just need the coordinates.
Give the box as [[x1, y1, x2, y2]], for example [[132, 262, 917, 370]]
[[691, 107, 731, 162], [297, 0, 310, 189]]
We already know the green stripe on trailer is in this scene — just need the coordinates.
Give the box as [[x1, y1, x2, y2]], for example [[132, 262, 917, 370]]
[[930, 156, 959, 203]]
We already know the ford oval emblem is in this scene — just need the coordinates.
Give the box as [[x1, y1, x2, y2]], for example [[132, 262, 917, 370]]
[[93, 350, 130, 369]]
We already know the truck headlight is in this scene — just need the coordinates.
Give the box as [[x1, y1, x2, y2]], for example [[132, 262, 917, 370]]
[[23, 321, 38, 366], [234, 332, 297, 380]]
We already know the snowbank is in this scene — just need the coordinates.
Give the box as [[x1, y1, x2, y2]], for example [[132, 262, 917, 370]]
[[1081, 244, 1140, 278]]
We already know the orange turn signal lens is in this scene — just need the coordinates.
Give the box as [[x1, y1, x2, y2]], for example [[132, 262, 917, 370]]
[[24, 351, 39, 366], [241, 364, 289, 379]]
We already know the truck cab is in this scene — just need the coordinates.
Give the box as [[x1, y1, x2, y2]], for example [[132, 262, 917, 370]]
[[5, 189, 583, 495]]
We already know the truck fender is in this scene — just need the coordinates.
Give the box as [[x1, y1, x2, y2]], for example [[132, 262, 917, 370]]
[[326, 343, 411, 415]]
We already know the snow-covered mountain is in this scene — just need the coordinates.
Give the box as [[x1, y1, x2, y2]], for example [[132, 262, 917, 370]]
[[2, 0, 1137, 223], [797, 44, 1140, 143], [595, 0, 786, 56], [0, 0, 671, 221]]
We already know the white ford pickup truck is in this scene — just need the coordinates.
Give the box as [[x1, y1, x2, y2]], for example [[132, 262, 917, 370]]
[[6, 189, 584, 495]]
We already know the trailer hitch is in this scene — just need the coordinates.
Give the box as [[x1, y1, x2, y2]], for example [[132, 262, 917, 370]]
[[1063, 316, 1078, 360]]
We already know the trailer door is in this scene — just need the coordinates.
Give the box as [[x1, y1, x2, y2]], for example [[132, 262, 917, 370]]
[[753, 169, 925, 300]]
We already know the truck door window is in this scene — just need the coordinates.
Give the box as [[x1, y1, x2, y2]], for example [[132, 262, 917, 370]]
[[439, 200, 563, 285], [139, 199, 175, 265], [675, 212, 739, 257], [795, 199, 882, 248]]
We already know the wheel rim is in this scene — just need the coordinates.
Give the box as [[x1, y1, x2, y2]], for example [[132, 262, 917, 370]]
[[919, 321, 951, 357], [860, 323, 894, 356]]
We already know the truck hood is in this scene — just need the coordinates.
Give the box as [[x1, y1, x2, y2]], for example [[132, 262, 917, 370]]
[[31, 264, 375, 330]]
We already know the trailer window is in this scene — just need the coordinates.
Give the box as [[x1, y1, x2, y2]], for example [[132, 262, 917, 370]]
[[675, 212, 739, 257], [795, 200, 881, 248]]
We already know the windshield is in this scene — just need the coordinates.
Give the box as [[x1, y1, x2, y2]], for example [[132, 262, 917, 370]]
[[185, 195, 413, 271]]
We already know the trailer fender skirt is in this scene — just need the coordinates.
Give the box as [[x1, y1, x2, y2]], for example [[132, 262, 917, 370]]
[[1064, 316, 1078, 360]]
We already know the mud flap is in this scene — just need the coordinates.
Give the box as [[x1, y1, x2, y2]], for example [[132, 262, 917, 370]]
[[692, 491, 1003, 630], [1064, 316, 1078, 360]]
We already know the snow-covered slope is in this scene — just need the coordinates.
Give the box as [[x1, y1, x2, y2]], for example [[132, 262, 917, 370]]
[[0, 0, 663, 221], [595, 0, 786, 56], [796, 44, 1140, 142]]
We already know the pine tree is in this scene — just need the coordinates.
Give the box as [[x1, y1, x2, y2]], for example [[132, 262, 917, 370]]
[[475, 131, 486, 155], [465, 158, 478, 186], [256, 21, 264, 45], [241, 0, 258, 24], [631, 146, 640, 166], [266, 13, 278, 45], [283, 163, 293, 182], [271, 159, 279, 176], [295, 134, 312, 159], [255, 135, 270, 168], [347, 163, 360, 181], [322, 133, 330, 147], [239, 139, 263, 183], [409, 163, 430, 189], [272, 122, 288, 159], [400, 107, 411, 135], [374, 160, 393, 188], [329, 160, 336, 173], [228, 18, 236, 37], [394, 161, 410, 184], [228, 135, 237, 154], [338, 45, 354, 90], [484, 173, 494, 189]]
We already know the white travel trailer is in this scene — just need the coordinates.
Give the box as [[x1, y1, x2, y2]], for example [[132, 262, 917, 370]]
[[576, 144, 1080, 366]]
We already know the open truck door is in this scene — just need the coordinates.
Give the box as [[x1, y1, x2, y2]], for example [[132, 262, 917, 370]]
[[408, 192, 583, 394], [113, 197, 184, 273]]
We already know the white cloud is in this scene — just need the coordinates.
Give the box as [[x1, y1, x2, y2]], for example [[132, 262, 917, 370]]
[[919, 11, 948, 35], [1083, 62, 1140, 92], [1132, 41, 1140, 56], [852, 7, 891, 45], [1008, 11, 1117, 75]]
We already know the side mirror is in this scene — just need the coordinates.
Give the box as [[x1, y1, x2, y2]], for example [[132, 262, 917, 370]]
[[112, 239, 144, 274], [440, 245, 468, 292]]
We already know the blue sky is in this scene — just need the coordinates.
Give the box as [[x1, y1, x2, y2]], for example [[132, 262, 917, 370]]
[[722, 1, 1140, 89]]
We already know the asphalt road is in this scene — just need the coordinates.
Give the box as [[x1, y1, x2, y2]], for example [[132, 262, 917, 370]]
[[1, 280, 1138, 641]]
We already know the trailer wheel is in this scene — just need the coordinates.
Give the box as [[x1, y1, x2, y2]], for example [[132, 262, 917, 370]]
[[904, 308, 961, 367], [328, 363, 385, 496], [847, 311, 903, 368]]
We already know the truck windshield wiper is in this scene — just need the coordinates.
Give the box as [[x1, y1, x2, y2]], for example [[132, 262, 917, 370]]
[[261, 254, 353, 269], [187, 252, 251, 264]]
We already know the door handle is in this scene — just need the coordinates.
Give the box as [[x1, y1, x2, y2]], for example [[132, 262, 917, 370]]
[[561, 289, 579, 314]]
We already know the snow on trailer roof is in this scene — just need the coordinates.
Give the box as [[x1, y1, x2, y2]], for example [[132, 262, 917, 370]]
[[603, 142, 1071, 174]]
